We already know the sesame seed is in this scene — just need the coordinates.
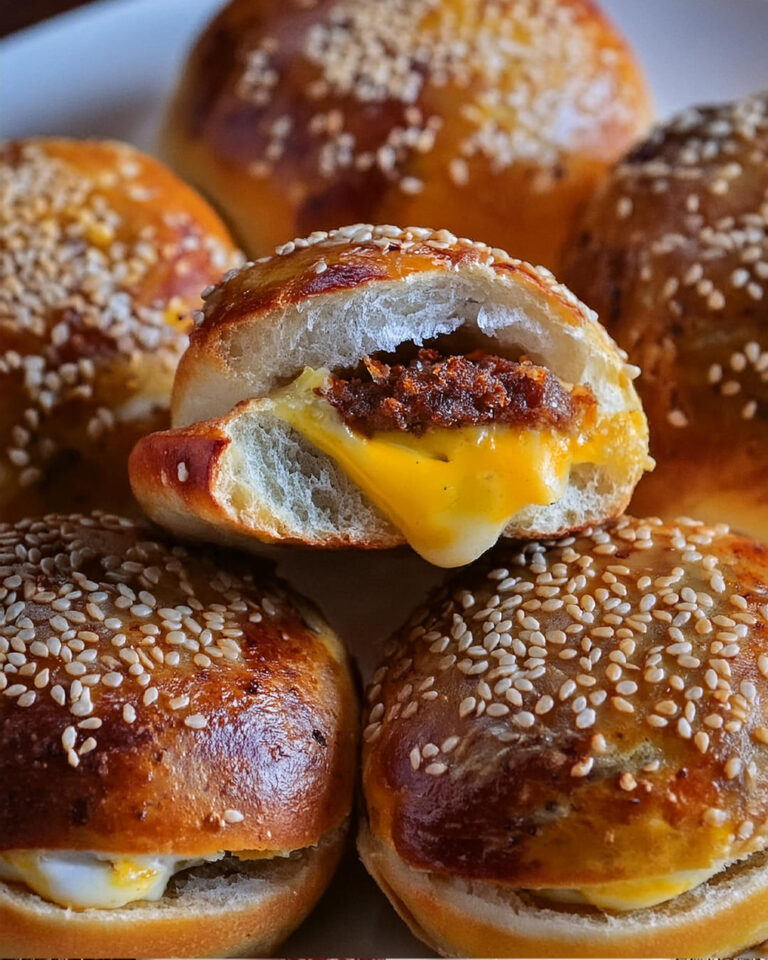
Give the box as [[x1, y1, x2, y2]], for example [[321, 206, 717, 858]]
[[703, 807, 728, 826], [575, 708, 596, 729], [425, 762, 447, 776], [725, 757, 743, 779], [619, 773, 637, 791], [612, 697, 634, 714], [753, 726, 768, 745], [535, 695, 554, 715], [677, 717, 693, 739], [571, 757, 594, 777], [667, 409, 688, 428]]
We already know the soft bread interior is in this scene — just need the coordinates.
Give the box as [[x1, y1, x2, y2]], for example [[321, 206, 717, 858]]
[[223, 406, 395, 546], [358, 822, 768, 958], [174, 270, 634, 426], [218, 405, 627, 546]]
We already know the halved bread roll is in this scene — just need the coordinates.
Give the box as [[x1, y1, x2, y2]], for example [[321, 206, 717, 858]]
[[130, 225, 652, 567]]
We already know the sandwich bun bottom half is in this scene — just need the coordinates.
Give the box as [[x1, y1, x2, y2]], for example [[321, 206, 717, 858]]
[[1, 829, 345, 960]]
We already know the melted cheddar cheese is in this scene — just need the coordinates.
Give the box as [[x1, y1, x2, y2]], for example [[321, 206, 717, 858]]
[[268, 368, 647, 567], [536, 862, 726, 911]]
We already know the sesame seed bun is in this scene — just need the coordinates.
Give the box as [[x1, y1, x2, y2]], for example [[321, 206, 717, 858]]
[[562, 92, 768, 541], [0, 512, 357, 958], [360, 515, 768, 956], [128, 225, 650, 555], [160, 0, 651, 271], [0, 139, 241, 522]]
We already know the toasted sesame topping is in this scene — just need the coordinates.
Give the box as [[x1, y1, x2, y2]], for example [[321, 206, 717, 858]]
[[365, 515, 768, 837], [576, 93, 768, 435], [0, 140, 240, 501], [703, 807, 728, 826], [619, 772, 637, 791], [184, 714, 208, 729], [0, 512, 282, 766], [232, 0, 640, 189]]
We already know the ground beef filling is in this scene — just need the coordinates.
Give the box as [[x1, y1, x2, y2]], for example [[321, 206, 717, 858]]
[[323, 349, 594, 437]]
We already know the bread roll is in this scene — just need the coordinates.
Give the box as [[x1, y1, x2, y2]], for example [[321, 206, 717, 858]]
[[161, 0, 651, 271], [562, 93, 768, 541], [360, 515, 768, 957], [0, 511, 357, 958], [0, 138, 241, 521], [129, 225, 651, 568]]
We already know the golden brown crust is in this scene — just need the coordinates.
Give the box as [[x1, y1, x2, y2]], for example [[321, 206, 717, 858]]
[[0, 138, 240, 521], [189, 225, 593, 341], [562, 94, 768, 540], [0, 828, 346, 959], [359, 822, 768, 958], [362, 516, 768, 888], [0, 512, 357, 856], [162, 0, 651, 271]]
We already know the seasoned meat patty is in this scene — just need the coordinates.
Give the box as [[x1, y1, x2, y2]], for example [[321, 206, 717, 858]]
[[324, 349, 593, 436]]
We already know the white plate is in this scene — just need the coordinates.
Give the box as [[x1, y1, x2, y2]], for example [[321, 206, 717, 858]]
[[2, 0, 768, 956]]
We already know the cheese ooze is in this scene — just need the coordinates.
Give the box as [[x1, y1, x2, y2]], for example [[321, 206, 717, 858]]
[[0, 850, 228, 910], [268, 368, 646, 568], [536, 862, 727, 911]]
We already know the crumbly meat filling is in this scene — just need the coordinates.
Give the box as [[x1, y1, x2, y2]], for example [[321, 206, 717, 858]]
[[323, 348, 593, 436]]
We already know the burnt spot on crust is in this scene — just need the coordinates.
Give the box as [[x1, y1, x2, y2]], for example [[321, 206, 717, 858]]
[[69, 797, 90, 827], [313, 728, 328, 747], [323, 348, 594, 436]]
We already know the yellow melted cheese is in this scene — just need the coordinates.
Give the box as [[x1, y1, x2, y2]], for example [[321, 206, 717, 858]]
[[268, 368, 647, 568], [537, 863, 726, 911], [233, 848, 290, 860]]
